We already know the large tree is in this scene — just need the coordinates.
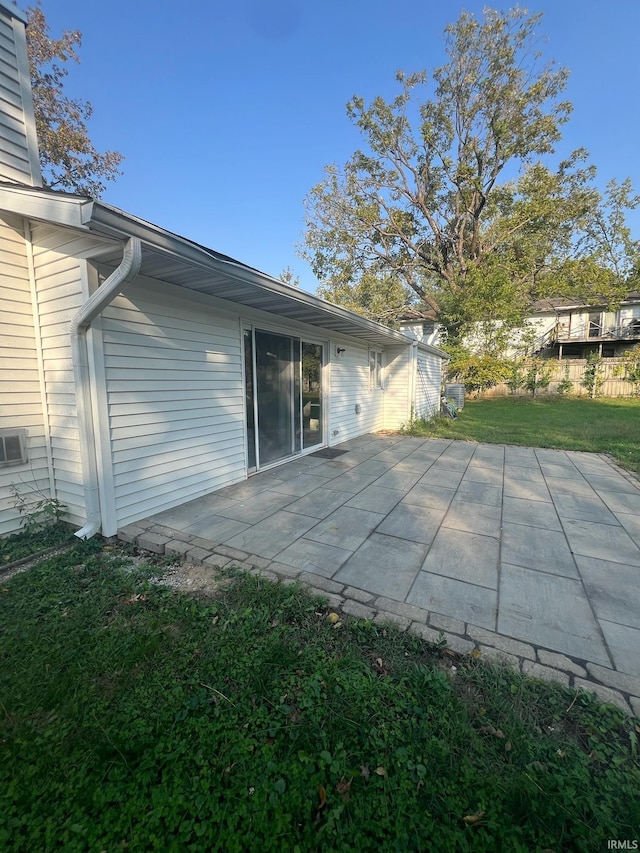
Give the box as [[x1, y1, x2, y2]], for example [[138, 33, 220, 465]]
[[26, 4, 123, 198], [302, 7, 638, 348]]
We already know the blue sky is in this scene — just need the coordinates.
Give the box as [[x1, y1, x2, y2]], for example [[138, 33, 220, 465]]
[[42, 0, 640, 293]]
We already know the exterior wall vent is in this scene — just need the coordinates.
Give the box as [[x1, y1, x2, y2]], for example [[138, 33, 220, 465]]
[[0, 429, 28, 467]]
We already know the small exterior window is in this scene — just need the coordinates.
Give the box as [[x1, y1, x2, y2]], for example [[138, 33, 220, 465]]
[[0, 429, 28, 467], [422, 320, 436, 336], [369, 349, 383, 389]]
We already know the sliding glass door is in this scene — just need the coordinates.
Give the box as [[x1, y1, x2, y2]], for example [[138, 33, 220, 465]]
[[244, 328, 324, 470], [255, 330, 294, 466], [302, 342, 323, 450]]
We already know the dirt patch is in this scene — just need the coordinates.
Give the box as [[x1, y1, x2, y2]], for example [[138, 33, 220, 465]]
[[2, 541, 228, 600], [148, 560, 229, 597], [0, 544, 75, 583]]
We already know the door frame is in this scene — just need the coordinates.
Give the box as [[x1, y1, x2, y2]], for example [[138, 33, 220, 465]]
[[241, 321, 327, 473]]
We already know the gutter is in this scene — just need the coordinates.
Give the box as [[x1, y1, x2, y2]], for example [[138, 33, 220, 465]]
[[84, 203, 430, 350], [70, 237, 142, 538]]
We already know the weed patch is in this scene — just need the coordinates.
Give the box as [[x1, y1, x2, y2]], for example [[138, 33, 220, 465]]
[[0, 520, 73, 566]]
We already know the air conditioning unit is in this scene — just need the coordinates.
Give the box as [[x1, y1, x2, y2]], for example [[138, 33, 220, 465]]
[[445, 384, 465, 410]]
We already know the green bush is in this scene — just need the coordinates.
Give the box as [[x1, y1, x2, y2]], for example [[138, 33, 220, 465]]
[[581, 352, 604, 398]]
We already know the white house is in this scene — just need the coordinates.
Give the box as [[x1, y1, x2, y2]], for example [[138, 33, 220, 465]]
[[515, 296, 640, 359], [0, 0, 447, 537], [399, 293, 640, 362]]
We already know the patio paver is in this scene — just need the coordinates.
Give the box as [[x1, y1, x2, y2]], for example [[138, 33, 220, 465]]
[[131, 434, 640, 714]]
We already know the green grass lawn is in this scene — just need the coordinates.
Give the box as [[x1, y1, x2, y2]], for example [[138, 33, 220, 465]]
[[1, 542, 639, 852], [410, 396, 640, 473]]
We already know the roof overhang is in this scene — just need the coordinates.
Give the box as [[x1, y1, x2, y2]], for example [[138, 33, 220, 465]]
[[0, 183, 450, 356]]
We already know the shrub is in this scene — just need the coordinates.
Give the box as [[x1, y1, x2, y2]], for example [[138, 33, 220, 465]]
[[614, 349, 640, 395], [446, 353, 510, 395], [524, 358, 552, 397], [581, 352, 604, 398]]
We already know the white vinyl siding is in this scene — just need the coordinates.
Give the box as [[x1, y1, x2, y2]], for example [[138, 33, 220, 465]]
[[329, 341, 384, 444], [101, 277, 246, 527], [0, 10, 41, 186], [415, 350, 442, 419], [382, 345, 412, 430], [0, 214, 49, 534], [30, 223, 90, 527]]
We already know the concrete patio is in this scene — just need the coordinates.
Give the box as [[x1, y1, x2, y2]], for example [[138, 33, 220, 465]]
[[121, 434, 640, 715]]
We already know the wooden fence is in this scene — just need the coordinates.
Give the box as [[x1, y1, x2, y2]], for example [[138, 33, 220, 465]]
[[482, 358, 638, 398]]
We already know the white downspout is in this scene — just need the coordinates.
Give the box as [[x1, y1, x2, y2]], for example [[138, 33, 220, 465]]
[[70, 237, 142, 538]]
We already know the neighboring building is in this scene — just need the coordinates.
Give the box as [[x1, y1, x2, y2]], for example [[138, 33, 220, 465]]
[[519, 295, 640, 359], [0, 0, 447, 536], [398, 312, 441, 349], [399, 294, 640, 361]]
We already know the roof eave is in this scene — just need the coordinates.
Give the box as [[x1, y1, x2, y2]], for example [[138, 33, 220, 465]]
[[86, 202, 429, 350], [0, 184, 447, 354]]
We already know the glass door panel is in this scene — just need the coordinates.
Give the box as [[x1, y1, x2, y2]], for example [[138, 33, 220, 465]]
[[243, 329, 256, 471], [293, 338, 302, 454], [255, 330, 294, 465], [302, 341, 323, 449]]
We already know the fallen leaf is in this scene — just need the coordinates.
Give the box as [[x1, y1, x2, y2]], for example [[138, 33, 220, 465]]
[[375, 766, 387, 777], [505, 740, 512, 752], [313, 785, 327, 825], [470, 648, 482, 659], [360, 765, 370, 779], [478, 724, 505, 739], [463, 810, 485, 825], [335, 777, 353, 802]]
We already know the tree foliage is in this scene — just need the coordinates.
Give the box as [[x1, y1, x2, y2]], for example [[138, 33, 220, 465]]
[[278, 266, 301, 288], [302, 7, 639, 346], [26, 4, 123, 197], [445, 347, 511, 395], [316, 270, 411, 323]]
